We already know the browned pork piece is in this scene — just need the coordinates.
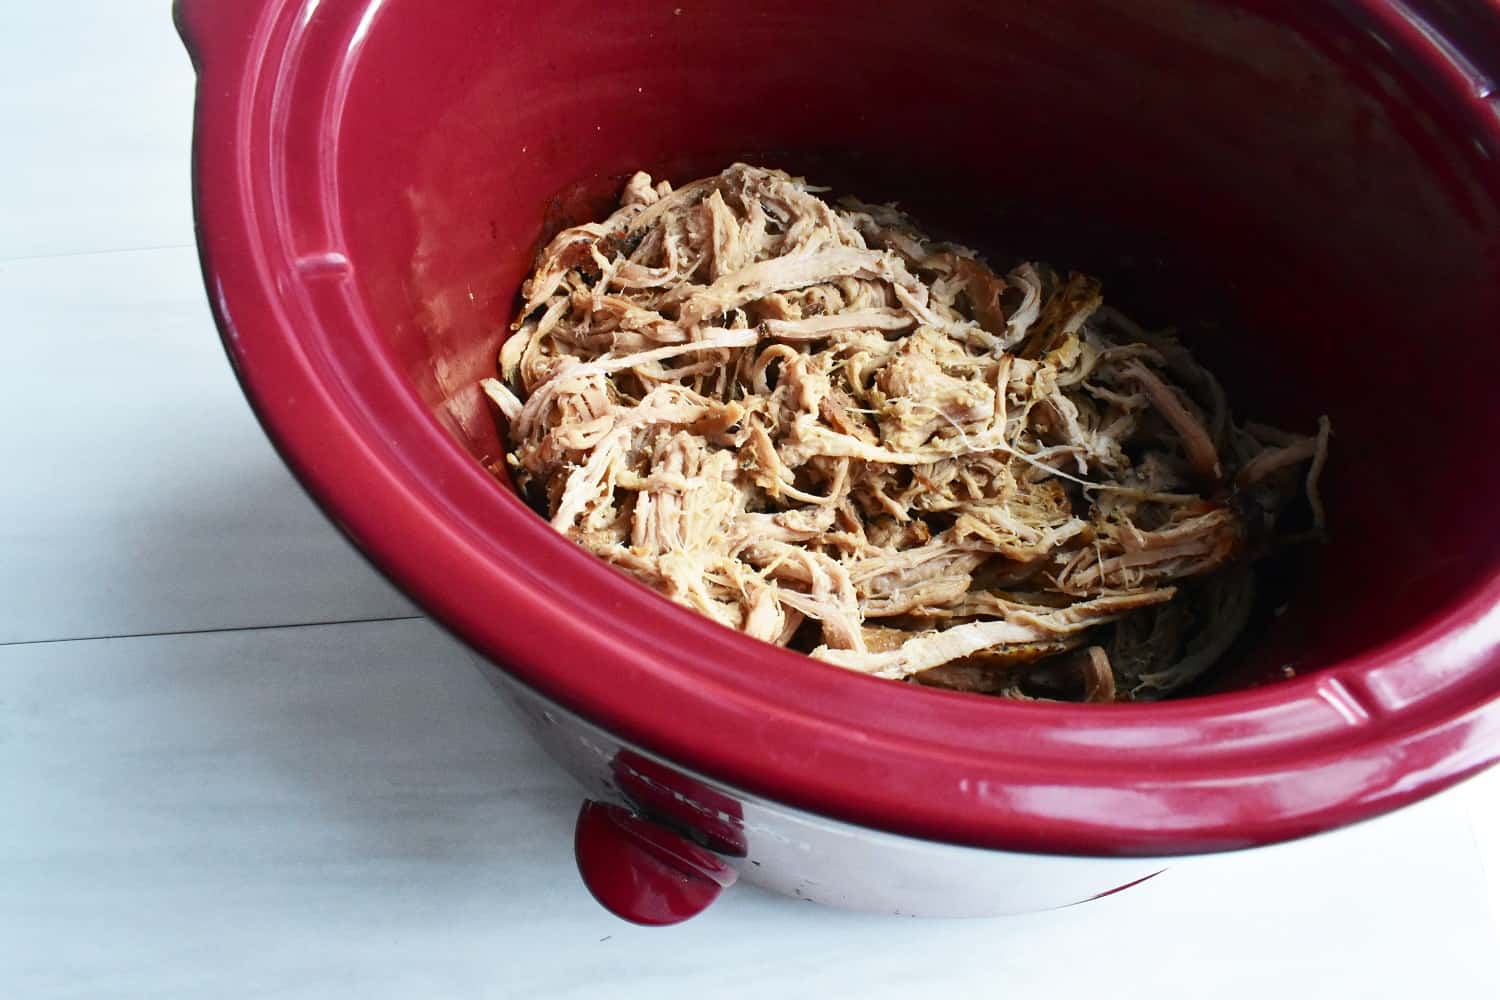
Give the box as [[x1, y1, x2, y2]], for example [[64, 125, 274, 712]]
[[482, 164, 1330, 702]]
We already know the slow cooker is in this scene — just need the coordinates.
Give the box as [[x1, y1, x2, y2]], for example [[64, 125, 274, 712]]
[[177, 0, 1500, 924]]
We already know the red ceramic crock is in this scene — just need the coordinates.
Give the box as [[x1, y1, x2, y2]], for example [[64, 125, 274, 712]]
[[177, 0, 1500, 924]]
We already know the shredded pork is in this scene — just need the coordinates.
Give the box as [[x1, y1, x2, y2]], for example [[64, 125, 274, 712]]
[[483, 164, 1330, 702]]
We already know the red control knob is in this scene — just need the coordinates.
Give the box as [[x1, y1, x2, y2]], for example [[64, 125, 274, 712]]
[[573, 800, 739, 926]]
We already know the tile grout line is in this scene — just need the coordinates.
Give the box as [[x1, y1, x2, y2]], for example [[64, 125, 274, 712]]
[[0, 242, 198, 266], [0, 614, 427, 650]]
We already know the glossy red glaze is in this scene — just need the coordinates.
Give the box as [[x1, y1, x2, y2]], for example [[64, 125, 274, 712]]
[[178, 0, 1500, 857], [575, 801, 737, 926]]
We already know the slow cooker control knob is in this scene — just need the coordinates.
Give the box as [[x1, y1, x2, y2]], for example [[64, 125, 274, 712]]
[[574, 800, 738, 925]]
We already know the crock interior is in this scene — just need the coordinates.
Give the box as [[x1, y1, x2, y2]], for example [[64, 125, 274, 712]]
[[333, 0, 1500, 694]]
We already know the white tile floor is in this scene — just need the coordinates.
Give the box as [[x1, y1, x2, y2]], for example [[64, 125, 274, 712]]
[[2, 3, 1497, 998], [0, 249, 415, 644]]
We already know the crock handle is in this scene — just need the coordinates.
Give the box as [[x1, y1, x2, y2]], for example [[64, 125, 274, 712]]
[[173, 0, 265, 74], [574, 800, 738, 925]]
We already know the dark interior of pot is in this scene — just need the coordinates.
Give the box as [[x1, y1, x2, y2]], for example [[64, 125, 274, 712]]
[[332, 0, 1500, 694]]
